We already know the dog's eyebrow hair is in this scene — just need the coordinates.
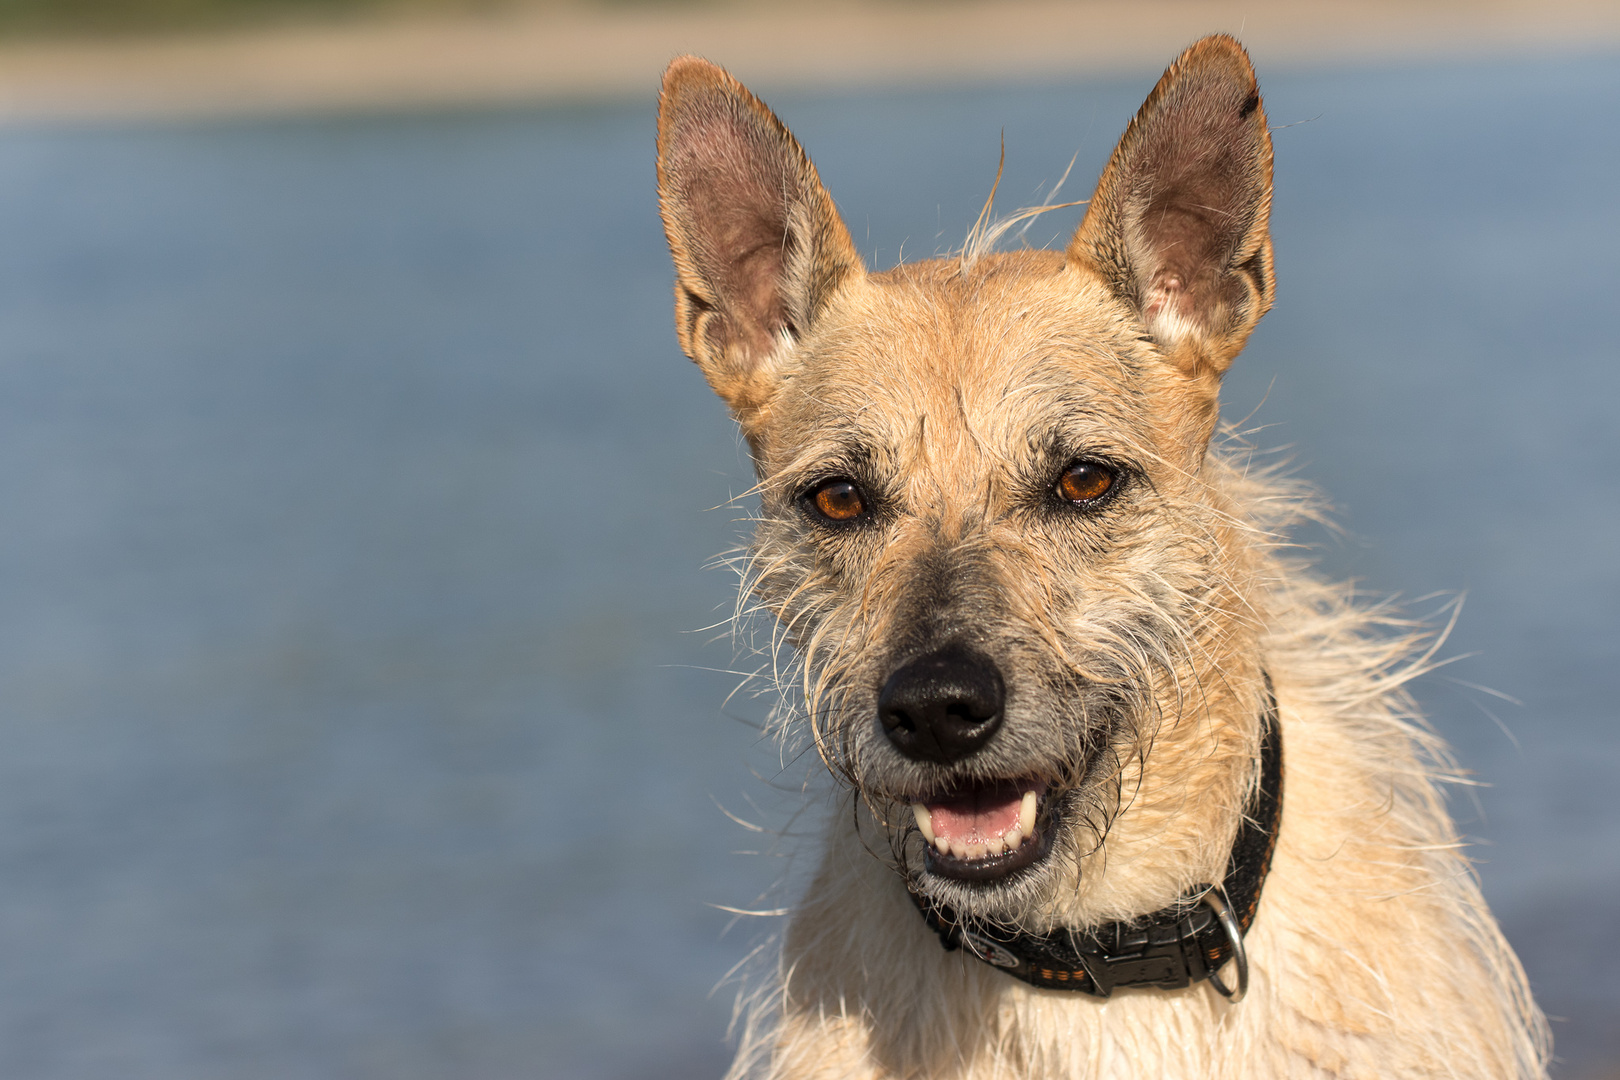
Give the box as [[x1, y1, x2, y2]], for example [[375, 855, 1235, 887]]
[[1025, 412, 1149, 458], [776, 441, 883, 488]]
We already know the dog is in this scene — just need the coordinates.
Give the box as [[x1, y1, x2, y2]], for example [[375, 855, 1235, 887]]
[[656, 35, 1549, 1079]]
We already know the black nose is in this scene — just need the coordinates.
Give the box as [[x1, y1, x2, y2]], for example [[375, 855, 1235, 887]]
[[878, 644, 1005, 764]]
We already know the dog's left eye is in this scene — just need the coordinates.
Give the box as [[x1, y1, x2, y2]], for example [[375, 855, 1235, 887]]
[[803, 478, 867, 523], [1056, 460, 1117, 504]]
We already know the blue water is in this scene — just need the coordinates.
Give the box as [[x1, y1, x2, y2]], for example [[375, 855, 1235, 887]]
[[0, 51, 1614, 1078]]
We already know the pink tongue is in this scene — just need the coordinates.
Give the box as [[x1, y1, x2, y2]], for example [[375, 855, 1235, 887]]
[[927, 786, 1023, 844]]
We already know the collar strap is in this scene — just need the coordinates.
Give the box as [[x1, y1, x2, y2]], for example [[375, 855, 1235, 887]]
[[911, 677, 1282, 998]]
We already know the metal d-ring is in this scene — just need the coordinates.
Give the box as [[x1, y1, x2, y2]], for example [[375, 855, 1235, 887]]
[[1202, 885, 1249, 1003]]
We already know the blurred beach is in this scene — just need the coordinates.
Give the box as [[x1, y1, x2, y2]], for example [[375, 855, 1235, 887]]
[[0, 0, 1614, 120], [0, 3, 1614, 1079]]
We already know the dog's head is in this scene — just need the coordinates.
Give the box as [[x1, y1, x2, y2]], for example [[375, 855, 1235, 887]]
[[658, 37, 1277, 924]]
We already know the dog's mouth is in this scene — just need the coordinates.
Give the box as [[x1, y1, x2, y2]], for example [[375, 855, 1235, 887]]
[[910, 779, 1053, 882]]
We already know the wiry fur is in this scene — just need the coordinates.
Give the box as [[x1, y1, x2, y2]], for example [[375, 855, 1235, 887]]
[[657, 35, 1549, 1080]]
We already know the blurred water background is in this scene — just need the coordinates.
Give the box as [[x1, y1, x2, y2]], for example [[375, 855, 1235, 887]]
[[0, 47, 1614, 1080]]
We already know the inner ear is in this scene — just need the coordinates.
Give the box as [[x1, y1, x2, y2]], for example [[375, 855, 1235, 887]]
[[667, 109, 797, 357], [657, 57, 863, 420], [1068, 34, 1274, 376]]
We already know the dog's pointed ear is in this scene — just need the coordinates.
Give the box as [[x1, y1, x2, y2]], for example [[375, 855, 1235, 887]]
[[657, 57, 864, 421], [1068, 35, 1274, 380]]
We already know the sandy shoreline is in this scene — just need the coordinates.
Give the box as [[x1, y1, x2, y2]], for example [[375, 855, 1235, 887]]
[[0, 0, 1614, 123]]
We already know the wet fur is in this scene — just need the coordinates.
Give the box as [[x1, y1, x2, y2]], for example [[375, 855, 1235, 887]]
[[657, 36, 1549, 1080]]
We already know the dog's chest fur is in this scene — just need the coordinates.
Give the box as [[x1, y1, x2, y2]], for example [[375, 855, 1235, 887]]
[[656, 35, 1548, 1080]]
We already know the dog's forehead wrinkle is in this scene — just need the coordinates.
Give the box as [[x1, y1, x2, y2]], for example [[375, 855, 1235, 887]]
[[783, 276, 1174, 483]]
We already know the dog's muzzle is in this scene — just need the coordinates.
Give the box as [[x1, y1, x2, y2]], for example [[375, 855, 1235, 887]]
[[876, 644, 1056, 881]]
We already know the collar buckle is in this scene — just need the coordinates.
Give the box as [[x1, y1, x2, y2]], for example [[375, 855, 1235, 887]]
[[1071, 906, 1214, 997]]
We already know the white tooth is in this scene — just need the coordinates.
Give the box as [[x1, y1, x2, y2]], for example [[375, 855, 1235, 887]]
[[1019, 791, 1038, 835], [987, 836, 1006, 857], [950, 840, 969, 860], [967, 842, 987, 860], [1004, 827, 1024, 852], [934, 837, 950, 855], [911, 804, 935, 844]]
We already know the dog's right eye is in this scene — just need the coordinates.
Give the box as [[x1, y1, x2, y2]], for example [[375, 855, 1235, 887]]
[[803, 478, 867, 524], [1056, 460, 1117, 505]]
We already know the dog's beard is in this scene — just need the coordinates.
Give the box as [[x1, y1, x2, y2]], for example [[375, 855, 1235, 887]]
[[827, 678, 1151, 927]]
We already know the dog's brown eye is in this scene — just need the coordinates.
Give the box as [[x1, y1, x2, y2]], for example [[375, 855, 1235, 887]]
[[807, 479, 866, 523], [1057, 461, 1116, 504]]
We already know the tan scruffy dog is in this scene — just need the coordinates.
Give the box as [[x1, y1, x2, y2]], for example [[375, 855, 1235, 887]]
[[656, 34, 1549, 1080]]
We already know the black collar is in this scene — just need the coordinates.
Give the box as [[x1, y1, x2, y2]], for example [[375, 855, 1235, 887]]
[[910, 678, 1282, 998]]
